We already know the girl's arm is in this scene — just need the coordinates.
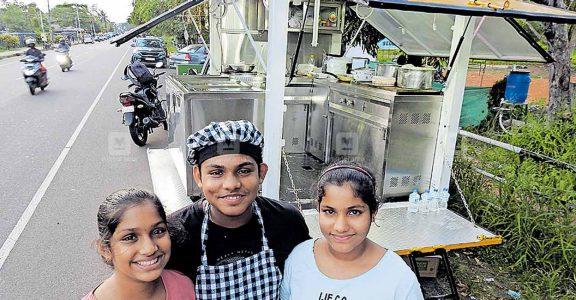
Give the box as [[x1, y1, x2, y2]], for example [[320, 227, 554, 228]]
[[279, 255, 293, 300]]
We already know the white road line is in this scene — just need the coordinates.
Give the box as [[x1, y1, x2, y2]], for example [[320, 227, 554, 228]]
[[0, 47, 130, 271]]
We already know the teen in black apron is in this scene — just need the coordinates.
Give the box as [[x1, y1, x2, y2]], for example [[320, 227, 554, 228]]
[[195, 202, 282, 299]]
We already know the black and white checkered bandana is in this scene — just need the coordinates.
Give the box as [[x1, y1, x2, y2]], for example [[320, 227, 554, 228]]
[[186, 120, 264, 165]]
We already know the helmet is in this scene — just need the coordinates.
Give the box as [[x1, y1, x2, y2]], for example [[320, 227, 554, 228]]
[[25, 38, 36, 47], [59, 38, 66, 44]]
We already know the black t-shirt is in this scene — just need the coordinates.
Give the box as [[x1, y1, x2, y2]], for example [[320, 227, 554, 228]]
[[166, 196, 311, 280], [206, 216, 261, 265]]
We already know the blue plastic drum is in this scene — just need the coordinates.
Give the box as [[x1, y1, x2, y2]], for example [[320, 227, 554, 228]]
[[504, 70, 531, 104]]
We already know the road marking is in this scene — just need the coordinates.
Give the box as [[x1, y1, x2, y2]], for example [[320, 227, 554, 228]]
[[0, 47, 130, 271]]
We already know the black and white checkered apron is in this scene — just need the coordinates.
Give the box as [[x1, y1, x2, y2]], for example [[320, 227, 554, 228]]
[[195, 202, 282, 300]]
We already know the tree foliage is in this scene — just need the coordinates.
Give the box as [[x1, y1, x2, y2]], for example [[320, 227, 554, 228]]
[[342, 5, 383, 57], [0, 3, 37, 32], [128, 0, 209, 43]]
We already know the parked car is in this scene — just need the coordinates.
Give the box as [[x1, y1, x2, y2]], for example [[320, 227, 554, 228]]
[[168, 44, 208, 68], [83, 34, 94, 44], [131, 37, 168, 68]]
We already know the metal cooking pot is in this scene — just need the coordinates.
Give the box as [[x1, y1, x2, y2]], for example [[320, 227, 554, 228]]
[[229, 64, 256, 73], [375, 63, 399, 78], [397, 66, 434, 89]]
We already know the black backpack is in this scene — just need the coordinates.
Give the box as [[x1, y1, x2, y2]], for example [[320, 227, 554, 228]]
[[125, 61, 154, 85]]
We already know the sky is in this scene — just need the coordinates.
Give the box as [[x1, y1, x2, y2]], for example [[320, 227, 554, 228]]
[[21, 0, 133, 23]]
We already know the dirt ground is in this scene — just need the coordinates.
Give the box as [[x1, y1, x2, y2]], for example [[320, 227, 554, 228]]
[[419, 249, 522, 299], [466, 63, 551, 104]]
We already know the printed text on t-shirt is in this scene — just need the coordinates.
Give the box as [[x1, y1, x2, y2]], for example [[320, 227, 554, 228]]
[[319, 292, 347, 300]]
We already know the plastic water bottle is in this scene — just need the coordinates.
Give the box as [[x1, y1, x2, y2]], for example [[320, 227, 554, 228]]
[[439, 188, 450, 210], [506, 290, 521, 299], [408, 189, 419, 213], [430, 189, 440, 212], [419, 189, 430, 213], [308, 54, 316, 66]]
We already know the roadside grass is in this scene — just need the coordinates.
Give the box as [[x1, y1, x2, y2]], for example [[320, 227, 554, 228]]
[[452, 107, 576, 298]]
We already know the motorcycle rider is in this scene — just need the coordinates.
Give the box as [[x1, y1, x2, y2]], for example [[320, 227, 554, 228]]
[[24, 38, 47, 74], [56, 38, 73, 65]]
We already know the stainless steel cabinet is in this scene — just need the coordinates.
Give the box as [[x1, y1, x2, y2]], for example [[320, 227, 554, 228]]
[[283, 103, 309, 153]]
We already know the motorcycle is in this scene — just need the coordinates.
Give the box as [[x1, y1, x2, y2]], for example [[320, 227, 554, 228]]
[[20, 55, 48, 95], [55, 48, 72, 72], [118, 61, 167, 146]]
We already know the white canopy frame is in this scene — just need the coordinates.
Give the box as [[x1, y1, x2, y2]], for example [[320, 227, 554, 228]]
[[261, 0, 576, 198], [107, 0, 576, 199]]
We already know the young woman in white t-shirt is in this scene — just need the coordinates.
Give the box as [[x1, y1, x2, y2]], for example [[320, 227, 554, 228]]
[[280, 161, 424, 300]]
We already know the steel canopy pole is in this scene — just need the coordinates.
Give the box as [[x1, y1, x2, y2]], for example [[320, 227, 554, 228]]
[[209, 1, 222, 75], [262, 0, 289, 199], [430, 16, 475, 191]]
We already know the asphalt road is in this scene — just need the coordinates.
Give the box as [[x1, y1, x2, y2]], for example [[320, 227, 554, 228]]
[[0, 42, 170, 298]]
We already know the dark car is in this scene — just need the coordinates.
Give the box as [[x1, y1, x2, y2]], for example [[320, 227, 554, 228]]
[[131, 37, 167, 68], [168, 44, 208, 68]]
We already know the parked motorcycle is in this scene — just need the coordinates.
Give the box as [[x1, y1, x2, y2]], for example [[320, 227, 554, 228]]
[[119, 61, 167, 146], [55, 48, 72, 72], [20, 55, 48, 95]]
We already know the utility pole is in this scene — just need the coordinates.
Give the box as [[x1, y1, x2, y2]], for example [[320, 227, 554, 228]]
[[38, 10, 45, 36], [75, 5, 81, 42], [38, 10, 47, 46], [46, 0, 53, 43]]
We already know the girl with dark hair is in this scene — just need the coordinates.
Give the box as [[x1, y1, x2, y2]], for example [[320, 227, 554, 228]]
[[280, 161, 423, 300], [83, 189, 195, 300]]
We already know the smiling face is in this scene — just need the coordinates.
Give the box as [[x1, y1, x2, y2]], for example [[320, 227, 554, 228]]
[[193, 154, 267, 228], [319, 183, 373, 257], [101, 201, 171, 283]]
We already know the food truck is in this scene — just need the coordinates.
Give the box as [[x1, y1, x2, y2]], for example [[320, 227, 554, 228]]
[[112, 1, 576, 297]]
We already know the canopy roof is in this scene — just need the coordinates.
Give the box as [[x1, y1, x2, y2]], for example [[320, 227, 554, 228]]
[[354, 6, 552, 62], [365, 0, 576, 23], [112, 0, 576, 62]]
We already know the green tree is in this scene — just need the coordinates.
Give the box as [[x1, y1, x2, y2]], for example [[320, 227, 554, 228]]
[[0, 3, 33, 32], [342, 6, 383, 57], [531, 0, 575, 120], [128, 0, 209, 43]]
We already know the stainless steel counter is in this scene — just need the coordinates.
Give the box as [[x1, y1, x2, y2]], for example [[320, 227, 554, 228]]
[[313, 79, 444, 198]]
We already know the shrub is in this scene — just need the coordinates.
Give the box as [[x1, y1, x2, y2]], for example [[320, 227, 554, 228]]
[[0, 34, 20, 49], [453, 111, 576, 296]]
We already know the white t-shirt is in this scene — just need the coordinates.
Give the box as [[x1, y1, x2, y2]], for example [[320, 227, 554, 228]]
[[280, 239, 424, 300]]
